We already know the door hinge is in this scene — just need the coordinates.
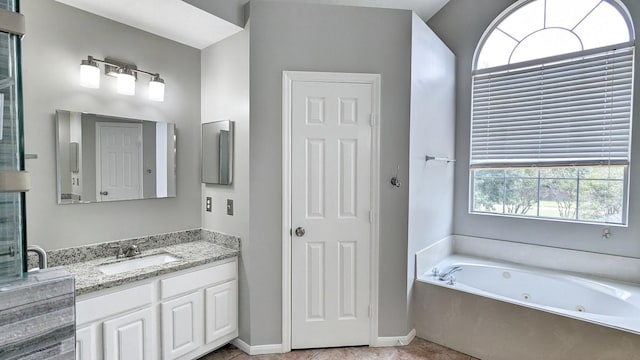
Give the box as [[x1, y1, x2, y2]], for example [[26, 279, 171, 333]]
[[369, 210, 374, 223], [369, 113, 376, 127], [368, 304, 372, 318]]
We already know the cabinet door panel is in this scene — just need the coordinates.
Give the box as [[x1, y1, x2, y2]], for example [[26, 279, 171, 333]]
[[161, 292, 204, 359], [103, 307, 155, 360], [76, 326, 96, 360], [205, 280, 237, 343]]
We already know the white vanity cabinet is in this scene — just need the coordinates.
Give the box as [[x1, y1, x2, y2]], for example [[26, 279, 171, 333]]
[[75, 326, 96, 360], [103, 307, 155, 360], [161, 291, 204, 359], [75, 257, 238, 360], [205, 280, 237, 343]]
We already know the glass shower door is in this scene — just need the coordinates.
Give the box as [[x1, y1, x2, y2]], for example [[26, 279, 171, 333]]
[[0, 0, 26, 283]]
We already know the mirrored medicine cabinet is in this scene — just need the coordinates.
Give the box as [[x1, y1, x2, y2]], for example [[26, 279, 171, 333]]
[[202, 120, 234, 185], [55, 110, 177, 204]]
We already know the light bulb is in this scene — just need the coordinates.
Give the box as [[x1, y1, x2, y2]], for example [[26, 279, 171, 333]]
[[79, 59, 100, 88], [149, 75, 165, 102], [117, 68, 136, 96]]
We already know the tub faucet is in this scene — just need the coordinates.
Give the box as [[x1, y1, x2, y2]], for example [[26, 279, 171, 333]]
[[438, 266, 462, 281]]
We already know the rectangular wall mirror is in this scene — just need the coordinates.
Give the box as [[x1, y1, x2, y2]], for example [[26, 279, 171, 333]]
[[202, 120, 234, 185], [55, 110, 177, 204]]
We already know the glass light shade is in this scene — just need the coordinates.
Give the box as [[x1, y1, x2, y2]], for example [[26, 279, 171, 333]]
[[79, 63, 100, 88], [117, 70, 136, 96], [149, 78, 165, 102]]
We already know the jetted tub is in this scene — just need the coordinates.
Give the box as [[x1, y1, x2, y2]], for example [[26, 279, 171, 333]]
[[417, 255, 640, 334]]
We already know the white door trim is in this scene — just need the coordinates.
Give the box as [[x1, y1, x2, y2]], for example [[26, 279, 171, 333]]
[[281, 71, 381, 352]]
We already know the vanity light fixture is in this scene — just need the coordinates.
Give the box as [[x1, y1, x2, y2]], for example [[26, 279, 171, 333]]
[[149, 74, 165, 102], [79, 56, 100, 89], [117, 67, 136, 96], [79, 55, 165, 102]]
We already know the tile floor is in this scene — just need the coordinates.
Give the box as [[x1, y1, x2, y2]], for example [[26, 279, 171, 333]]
[[199, 337, 478, 359]]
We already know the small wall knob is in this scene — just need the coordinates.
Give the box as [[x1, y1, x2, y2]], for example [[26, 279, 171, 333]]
[[295, 227, 306, 237]]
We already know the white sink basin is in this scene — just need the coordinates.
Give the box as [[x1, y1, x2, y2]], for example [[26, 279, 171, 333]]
[[98, 253, 179, 275]]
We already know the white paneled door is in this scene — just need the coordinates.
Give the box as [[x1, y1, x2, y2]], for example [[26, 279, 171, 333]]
[[96, 122, 143, 202], [291, 79, 373, 349]]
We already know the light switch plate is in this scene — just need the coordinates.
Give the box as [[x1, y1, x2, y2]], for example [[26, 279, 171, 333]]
[[226, 199, 234, 216]]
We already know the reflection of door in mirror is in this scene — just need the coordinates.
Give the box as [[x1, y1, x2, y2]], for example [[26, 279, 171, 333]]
[[96, 122, 143, 201]]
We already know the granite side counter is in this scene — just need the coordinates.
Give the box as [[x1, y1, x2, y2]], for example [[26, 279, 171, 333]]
[[0, 268, 75, 359], [42, 229, 240, 296]]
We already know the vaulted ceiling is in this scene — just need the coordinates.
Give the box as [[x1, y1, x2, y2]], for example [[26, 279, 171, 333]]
[[56, 0, 450, 49]]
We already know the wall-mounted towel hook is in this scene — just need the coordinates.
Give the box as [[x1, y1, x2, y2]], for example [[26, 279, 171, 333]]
[[390, 165, 401, 188]]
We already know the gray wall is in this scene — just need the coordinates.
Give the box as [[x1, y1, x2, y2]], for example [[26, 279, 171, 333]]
[[184, 0, 247, 27], [428, 0, 640, 258], [406, 13, 455, 326], [201, 29, 251, 342], [248, 1, 413, 343], [22, 1, 201, 249]]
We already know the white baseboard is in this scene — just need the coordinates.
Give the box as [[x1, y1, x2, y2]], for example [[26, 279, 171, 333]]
[[232, 329, 416, 354], [374, 328, 416, 347], [231, 338, 283, 355]]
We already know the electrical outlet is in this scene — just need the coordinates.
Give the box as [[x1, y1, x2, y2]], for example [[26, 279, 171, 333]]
[[206, 197, 212, 212], [226, 199, 234, 216]]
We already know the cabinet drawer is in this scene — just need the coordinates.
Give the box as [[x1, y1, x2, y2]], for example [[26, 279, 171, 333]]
[[160, 260, 236, 300], [77, 283, 153, 325]]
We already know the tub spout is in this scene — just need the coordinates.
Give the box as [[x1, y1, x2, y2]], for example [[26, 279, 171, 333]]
[[438, 265, 462, 281]]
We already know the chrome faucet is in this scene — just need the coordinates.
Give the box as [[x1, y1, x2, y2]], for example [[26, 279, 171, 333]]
[[27, 245, 48, 270], [110, 241, 146, 259], [438, 265, 462, 281], [124, 244, 140, 257]]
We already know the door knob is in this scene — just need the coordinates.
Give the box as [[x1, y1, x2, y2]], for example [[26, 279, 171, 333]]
[[100, 191, 109, 196], [294, 227, 306, 237]]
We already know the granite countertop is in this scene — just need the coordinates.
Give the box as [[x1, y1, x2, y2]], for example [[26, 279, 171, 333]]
[[64, 239, 239, 296]]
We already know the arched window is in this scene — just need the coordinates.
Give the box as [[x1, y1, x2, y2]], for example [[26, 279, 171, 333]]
[[469, 0, 635, 225]]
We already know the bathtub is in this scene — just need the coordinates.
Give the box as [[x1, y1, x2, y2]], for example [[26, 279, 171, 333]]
[[417, 255, 640, 335]]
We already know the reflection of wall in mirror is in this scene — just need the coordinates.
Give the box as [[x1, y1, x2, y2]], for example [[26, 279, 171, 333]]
[[203, 122, 221, 183], [166, 123, 176, 197], [219, 130, 229, 185], [155, 122, 167, 197], [57, 111, 72, 199], [81, 114, 98, 202], [143, 121, 157, 198], [69, 111, 82, 200]]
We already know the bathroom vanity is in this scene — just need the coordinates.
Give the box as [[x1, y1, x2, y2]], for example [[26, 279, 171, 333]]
[[75, 258, 237, 360], [48, 229, 239, 360]]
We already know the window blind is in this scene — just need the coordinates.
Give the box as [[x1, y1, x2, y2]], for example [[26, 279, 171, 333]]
[[470, 47, 635, 168]]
